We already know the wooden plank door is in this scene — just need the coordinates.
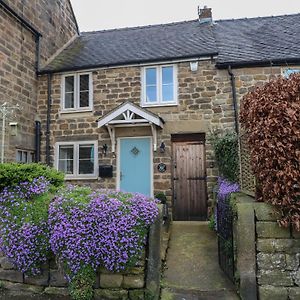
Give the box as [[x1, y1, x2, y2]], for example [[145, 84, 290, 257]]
[[172, 140, 207, 220]]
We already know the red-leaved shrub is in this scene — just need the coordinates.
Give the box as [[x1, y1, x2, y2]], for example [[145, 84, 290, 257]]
[[240, 74, 300, 230]]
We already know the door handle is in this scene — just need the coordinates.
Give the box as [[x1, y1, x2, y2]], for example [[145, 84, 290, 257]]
[[120, 171, 123, 181]]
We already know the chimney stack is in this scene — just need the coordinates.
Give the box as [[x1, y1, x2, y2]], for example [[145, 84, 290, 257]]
[[198, 6, 212, 24]]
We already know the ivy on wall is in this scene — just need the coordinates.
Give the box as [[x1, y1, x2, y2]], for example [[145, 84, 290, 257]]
[[209, 131, 239, 183]]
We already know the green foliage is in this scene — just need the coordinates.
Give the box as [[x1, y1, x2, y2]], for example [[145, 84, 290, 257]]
[[155, 192, 167, 204], [208, 213, 216, 231], [0, 163, 64, 192], [209, 131, 239, 182], [68, 265, 96, 300]]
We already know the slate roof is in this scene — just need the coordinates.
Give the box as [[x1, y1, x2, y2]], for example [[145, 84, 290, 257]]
[[41, 20, 217, 73], [215, 13, 300, 68], [41, 13, 300, 73]]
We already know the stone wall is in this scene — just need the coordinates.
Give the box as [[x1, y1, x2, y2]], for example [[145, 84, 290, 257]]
[[232, 194, 300, 300], [0, 206, 163, 300], [255, 203, 300, 300], [0, 0, 78, 162]]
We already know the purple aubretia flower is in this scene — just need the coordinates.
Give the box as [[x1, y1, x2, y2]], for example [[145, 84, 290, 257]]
[[48, 187, 159, 280]]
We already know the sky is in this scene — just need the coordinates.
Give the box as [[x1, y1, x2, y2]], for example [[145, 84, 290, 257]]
[[71, 0, 300, 32]]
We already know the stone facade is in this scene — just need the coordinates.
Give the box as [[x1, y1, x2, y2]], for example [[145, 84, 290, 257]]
[[37, 60, 300, 216], [37, 60, 237, 214], [0, 0, 78, 162]]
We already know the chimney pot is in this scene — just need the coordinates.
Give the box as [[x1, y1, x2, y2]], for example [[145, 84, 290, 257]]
[[198, 6, 212, 24]]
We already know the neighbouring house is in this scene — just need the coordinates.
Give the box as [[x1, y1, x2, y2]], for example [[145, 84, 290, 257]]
[[1, 2, 300, 220], [0, 0, 78, 162]]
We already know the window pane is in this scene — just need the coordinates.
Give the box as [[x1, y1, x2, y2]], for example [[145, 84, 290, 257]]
[[16, 151, 22, 162], [79, 145, 94, 174], [146, 86, 157, 103], [80, 91, 89, 107], [80, 74, 89, 91], [58, 146, 74, 174], [146, 68, 156, 85], [65, 93, 74, 108], [284, 69, 300, 77], [23, 152, 28, 163], [162, 85, 174, 102], [65, 76, 74, 93], [162, 67, 173, 85]]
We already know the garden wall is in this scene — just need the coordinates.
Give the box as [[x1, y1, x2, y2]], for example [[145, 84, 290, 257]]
[[233, 195, 300, 300], [0, 206, 163, 300]]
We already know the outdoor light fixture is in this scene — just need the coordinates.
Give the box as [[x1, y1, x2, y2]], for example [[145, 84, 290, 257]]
[[190, 61, 198, 72], [102, 144, 108, 156], [9, 122, 18, 136], [159, 141, 166, 153]]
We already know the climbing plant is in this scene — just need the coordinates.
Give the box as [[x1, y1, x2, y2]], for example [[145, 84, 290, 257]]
[[209, 130, 239, 183]]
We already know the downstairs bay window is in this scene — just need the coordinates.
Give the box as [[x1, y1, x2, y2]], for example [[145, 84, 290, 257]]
[[55, 141, 98, 179]]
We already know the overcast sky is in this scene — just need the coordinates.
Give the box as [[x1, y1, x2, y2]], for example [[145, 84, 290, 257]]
[[71, 0, 300, 32]]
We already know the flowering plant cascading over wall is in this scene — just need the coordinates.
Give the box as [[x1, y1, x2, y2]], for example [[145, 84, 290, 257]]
[[48, 186, 159, 299], [48, 187, 159, 277], [0, 176, 51, 275]]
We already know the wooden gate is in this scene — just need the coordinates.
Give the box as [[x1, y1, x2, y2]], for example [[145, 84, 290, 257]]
[[172, 134, 207, 221]]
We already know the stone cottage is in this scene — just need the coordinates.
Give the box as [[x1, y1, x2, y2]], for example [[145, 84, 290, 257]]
[[2, 2, 300, 220], [0, 0, 78, 162]]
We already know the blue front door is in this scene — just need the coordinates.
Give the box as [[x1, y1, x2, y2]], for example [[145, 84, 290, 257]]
[[119, 137, 151, 196]]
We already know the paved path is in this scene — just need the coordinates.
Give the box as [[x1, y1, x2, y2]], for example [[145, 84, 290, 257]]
[[161, 221, 239, 300]]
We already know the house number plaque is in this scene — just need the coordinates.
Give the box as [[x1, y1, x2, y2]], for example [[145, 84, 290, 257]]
[[158, 163, 167, 173]]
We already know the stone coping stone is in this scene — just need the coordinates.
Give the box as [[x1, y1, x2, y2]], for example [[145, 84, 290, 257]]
[[254, 203, 281, 221], [256, 222, 291, 238]]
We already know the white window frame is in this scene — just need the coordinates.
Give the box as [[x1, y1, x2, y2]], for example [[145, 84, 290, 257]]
[[61, 72, 93, 112], [282, 68, 300, 78], [16, 149, 34, 163], [141, 64, 178, 107], [55, 141, 98, 180]]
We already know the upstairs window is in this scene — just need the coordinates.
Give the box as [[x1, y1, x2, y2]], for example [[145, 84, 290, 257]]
[[142, 65, 177, 106], [284, 69, 300, 77], [55, 141, 98, 179], [62, 73, 93, 111]]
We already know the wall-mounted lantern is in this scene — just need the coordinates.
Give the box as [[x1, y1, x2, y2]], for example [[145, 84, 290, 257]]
[[102, 144, 108, 156], [159, 141, 166, 153]]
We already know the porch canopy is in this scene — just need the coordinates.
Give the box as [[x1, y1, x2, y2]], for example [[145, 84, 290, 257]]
[[97, 101, 164, 152]]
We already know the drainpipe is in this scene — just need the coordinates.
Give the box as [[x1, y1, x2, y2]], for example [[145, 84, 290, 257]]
[[34, 119, 41, 162], [46, 74, 52, 166], [228, 66, 239, 135]]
